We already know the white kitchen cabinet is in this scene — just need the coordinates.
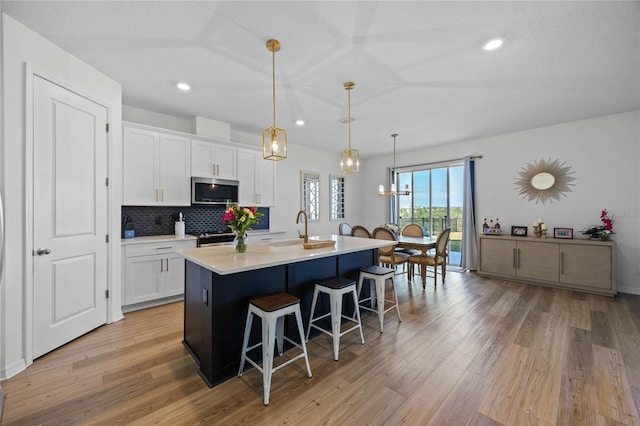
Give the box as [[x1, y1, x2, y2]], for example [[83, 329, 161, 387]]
[[122, 237, 197, 311], [191, 138, 237, 180], [237, 147, 276, 207], [477, 235, 615, 296], [123, 125, 191, 206]]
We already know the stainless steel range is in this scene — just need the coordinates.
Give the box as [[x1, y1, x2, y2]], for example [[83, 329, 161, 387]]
[[190, 230, 235, 247]]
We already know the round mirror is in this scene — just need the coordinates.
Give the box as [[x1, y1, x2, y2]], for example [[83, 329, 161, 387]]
[[514, 158, 576, 204], [531, 172, 555, 190]]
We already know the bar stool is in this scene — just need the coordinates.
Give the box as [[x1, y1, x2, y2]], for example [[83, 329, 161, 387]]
[[357, 265, 402, 333], [238, 292, 312, 405], [306, 277, 365, 361]]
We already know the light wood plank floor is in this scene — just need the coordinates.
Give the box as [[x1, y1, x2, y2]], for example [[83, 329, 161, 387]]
[[3, 271, 640, 425]]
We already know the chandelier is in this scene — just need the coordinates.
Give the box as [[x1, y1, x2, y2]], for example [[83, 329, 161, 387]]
[[378, 133, 410, 196]]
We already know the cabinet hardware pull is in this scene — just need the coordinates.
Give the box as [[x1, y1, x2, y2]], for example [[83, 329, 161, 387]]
[[156, 246, 172, 250], [560, 252, 564, 274], [165, 258, 169, 271], [513, 248, 517, 269], [160, 259, 164, 272], [161, 188, 164, 201], [155, 188, 158, 201], [212, 164, 215, 175]]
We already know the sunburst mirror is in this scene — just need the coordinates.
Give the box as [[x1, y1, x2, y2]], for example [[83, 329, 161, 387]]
[[514, 158, 576, 204]]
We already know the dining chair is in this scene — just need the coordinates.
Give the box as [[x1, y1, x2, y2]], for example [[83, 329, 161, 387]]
[[372, 227, 409, 273], [351, 225, 372, 238], [408, 228, 451, 289], [400, 223, 424, 273], [338, 222, 352, 236]]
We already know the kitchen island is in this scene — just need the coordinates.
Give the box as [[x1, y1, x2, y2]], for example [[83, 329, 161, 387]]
[[180, 235, 394, 387]]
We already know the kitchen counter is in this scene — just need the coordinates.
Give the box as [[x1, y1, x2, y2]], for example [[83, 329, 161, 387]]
[[182, 234, 391, 387], [179, 235, 394, 275], [121, 234, 197, 245]]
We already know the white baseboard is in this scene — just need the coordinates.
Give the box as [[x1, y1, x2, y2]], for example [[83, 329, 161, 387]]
[[616, 285, 640, 296], [0, 358, 27, 381], [121, 295, 183, 313]]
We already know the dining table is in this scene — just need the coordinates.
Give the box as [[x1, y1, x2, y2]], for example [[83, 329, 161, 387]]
[[395, 234, 438, 287]]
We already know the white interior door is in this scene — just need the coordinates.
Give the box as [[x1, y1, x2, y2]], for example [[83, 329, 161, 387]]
[[33, 76, 108, 358]]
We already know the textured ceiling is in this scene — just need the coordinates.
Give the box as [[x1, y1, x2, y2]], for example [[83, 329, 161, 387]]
[[2, 1, 639, 157]]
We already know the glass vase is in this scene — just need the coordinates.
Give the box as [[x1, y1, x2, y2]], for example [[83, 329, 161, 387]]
[[234, 232, 247, 253]]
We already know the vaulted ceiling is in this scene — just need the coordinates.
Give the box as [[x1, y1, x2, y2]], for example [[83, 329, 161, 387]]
[[2, 1, 639, 157]]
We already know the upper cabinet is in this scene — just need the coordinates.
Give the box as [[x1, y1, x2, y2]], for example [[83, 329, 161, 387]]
[[237, 147, 276, 207], [191, 138, 237, 180], [123, 125, 191, 206]]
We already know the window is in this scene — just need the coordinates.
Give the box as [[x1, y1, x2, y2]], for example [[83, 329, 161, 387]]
[[396, 163, 464, 265], [329, 174, 345, 221], [301, 171, 320, 222]]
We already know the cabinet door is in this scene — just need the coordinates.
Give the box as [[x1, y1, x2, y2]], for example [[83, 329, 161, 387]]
[[517, 241, 559, 282], [560, 244, 612, 290], [191, 140, 215, 177], [479, 238, 516, 277], [125, 255, 163, 305], [214, 144, 237, 180], [164, 254, 186, 297], [123, 127, 158, 205], [237, 148, 257, 205], [256, 159, 276, 206], [158, 133, 190, 205]]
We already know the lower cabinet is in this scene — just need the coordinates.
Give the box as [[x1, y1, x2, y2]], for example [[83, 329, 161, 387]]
[[122, 238, 197, 311], [478, 235, 615, 296]]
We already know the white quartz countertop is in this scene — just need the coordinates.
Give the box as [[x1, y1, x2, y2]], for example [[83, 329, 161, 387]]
[[121, 234, 197, 245], [179, 235, 395, 275]]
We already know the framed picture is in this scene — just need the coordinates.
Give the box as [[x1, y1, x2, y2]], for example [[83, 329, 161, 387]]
[[554, 227, 573, 239], [511, 226, 528, 237]]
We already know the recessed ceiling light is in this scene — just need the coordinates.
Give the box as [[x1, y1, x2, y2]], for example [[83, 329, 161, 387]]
[[295, 120, 305, 126], [176, 82, 191, 91], [482, 38, 504, 51]]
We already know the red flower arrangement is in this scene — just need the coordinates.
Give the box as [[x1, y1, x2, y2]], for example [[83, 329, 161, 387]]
[[582, 209, 614, 240]]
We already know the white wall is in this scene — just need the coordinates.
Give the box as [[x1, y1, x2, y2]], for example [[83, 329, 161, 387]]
[[1, 14, 123, 379], [361, 111, 640, 294]]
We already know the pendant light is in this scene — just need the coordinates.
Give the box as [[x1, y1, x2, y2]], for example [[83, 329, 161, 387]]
[[340, 82, 360, 173], [262, 39, 287, 161], [378, 133, 410, 196]]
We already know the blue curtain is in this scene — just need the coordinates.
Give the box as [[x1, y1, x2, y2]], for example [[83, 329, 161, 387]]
[[460, 157, 478, 270]]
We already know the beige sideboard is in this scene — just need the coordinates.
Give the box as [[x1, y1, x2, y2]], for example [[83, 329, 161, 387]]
[[477, 234, 616, 296]]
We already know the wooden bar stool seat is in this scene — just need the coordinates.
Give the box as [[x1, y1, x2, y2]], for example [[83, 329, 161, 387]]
[[357, 265, 402, 332], [306, 277, 365, 361], [238, 292, 312, 405]]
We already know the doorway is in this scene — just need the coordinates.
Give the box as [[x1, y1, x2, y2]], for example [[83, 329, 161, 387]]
[[397, 164, 464, 265]]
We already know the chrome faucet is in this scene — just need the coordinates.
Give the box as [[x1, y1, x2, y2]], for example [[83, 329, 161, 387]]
[[296, 210, 309, 243]]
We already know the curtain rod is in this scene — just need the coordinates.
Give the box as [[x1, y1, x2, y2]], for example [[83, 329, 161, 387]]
[[394, 155, 483, 172]]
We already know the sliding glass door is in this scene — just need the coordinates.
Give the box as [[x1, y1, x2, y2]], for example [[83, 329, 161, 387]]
[[397, 164, 464, 265]]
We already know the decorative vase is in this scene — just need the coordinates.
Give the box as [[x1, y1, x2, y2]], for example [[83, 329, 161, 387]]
[[234, 232, 247, 253]]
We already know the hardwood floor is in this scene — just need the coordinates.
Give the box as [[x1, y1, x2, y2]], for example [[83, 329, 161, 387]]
[[3, 271, 640, 425]]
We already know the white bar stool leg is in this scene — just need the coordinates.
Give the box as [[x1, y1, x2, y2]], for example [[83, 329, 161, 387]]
[[351, 287, 365, 344], [293, 304, 313, 378], [238, 308, 253, 377]]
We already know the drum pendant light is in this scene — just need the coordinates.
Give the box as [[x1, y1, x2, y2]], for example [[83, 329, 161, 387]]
[[262, 39, 287, 161], [340, 82, 359, 173]]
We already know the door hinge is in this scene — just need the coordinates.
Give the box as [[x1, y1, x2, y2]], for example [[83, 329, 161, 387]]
[[105, 234, 109, 243], [105, 177, 109, 187], [106, 123, 110, 133], [105, 289, 110, 299]]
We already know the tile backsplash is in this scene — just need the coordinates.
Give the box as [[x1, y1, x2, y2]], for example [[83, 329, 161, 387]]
[[121, 205, 269, 237]]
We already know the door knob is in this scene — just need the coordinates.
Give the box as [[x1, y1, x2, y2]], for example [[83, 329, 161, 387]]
[[36, 248, 51, 256]]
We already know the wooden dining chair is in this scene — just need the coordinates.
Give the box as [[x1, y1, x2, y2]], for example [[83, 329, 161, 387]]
[[372, 227, 409, 273], [400, 223, 424, 273], [408, 228, 451, 289], [351, 225, 372, 238], [338, 222, 352, 236]]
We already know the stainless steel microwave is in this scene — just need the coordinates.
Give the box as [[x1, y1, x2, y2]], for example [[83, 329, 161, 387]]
[[191, 177, 239, 205]]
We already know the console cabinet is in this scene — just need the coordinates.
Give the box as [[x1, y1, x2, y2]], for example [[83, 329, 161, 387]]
[[478, 235, 615, 296]]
